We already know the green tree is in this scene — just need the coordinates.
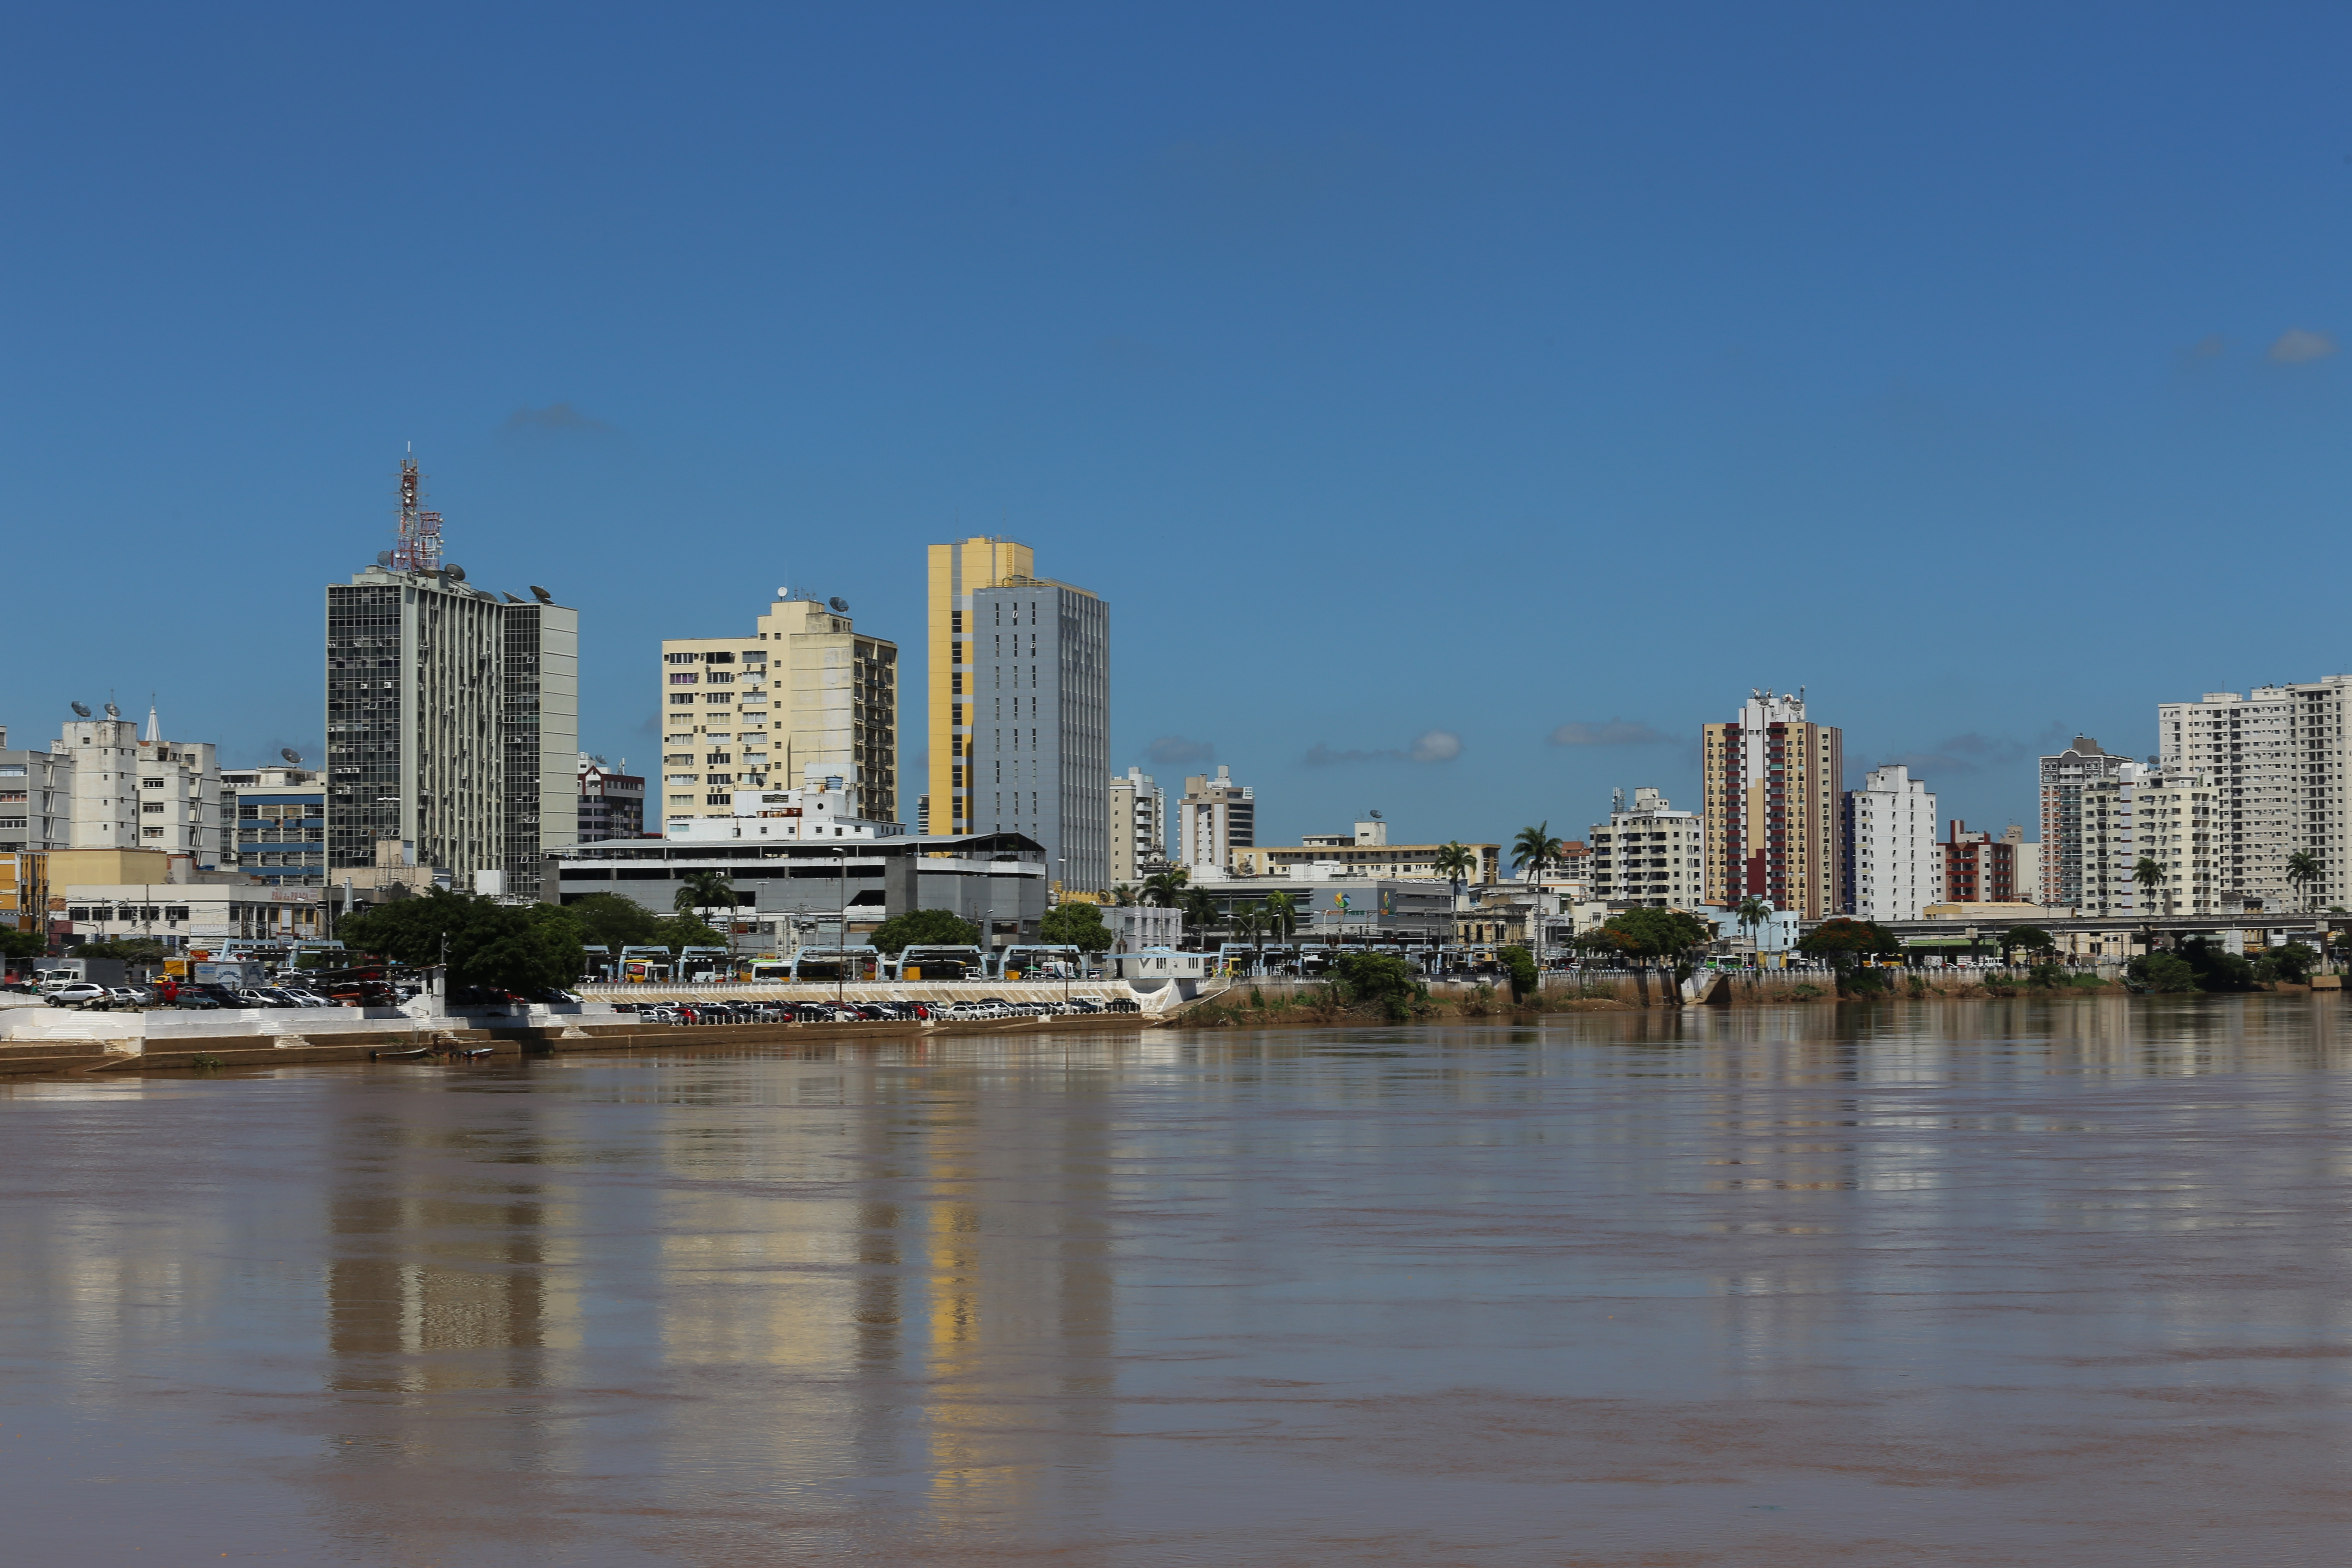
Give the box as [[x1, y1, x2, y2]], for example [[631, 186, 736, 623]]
[[0, 925, 48, 962], [650, 914, 726, 953], [1999, 925, 2055, 965], [69, 937, 172, 963], [2131, 856, 2168, 917], [2286, 850, 2323, 913], [868, 907, 981, 955], [1039, 900, 1115, 953], [337, 889, 584, 993], [1734, 895, 1772, 949], [561, 892, 662, 954], [1330, 950, 1427, 1020], [1141, 868, 1190, 907], [1110, 883, 1139, 906], [1795, 917, 1901, 995], [2257, 941, 2319, 985], [1498, 943, 1539, 1002], [2174, 936, 2256, 992], [2126, 951, 2198, 993]]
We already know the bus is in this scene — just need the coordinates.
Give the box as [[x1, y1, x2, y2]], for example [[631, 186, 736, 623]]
[[791, 945, 880, 982], [990, 944, 1083, 980], [885, 944, 984, 981]]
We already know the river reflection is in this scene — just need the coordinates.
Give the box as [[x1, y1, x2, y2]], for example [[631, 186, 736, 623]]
[[3, 997, 2349, 1563]]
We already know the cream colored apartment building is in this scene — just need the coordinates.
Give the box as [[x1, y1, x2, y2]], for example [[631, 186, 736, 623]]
[[1703, 689, 1844, 920], [1230, 815, 1500, 884], [927, 537, 1034, 837], [659, 592, 898, 828]]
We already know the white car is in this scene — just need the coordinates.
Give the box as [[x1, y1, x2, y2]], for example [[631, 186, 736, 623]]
[[46, 981, 110, 1008]]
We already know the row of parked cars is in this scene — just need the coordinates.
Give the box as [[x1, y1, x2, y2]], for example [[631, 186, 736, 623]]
[[613, 995, 1144, 1026], [37, 980, 350, 1011]]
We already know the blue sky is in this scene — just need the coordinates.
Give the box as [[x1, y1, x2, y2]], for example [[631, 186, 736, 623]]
[[6, 3, 2351, 846]]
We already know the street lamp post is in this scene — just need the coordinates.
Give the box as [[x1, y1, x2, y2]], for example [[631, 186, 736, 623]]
[[833, 846, 850, 1008]]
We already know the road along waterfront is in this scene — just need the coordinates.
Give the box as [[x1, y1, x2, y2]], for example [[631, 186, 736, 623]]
[[1, 995, 2347, 1564]]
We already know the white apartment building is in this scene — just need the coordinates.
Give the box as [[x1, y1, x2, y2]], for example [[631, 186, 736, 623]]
[[2058, 762, 2224, 916], [1178, 765, 1255, 876], [1843, 765, 1942, 919], [0, 726, 74, 855], [52, 706, 223, 866], [2158, 679, 2352, 910], [1586, 787, 1706, 907], [1109, 766, 1167, 887], [2039, 735, 2131, 906], [660, 592, 899, 829]]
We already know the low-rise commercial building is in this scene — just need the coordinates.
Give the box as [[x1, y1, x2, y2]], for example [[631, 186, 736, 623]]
[[61, 883, 322, 949], [1186, 871, 1452, 946], [551, 827, 1047, 952], [1230, 815, 1502, 885], [1102, 903, 1183, 950]]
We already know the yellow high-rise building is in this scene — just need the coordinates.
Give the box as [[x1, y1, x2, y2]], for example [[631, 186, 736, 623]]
[[926, 538, 1033, 836]]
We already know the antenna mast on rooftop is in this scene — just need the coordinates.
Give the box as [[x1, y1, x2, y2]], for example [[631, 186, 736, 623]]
[[389, 453, 444, 575]]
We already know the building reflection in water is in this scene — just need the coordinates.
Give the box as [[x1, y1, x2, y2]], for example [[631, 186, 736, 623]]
[[3, 998, 2349, 1563]]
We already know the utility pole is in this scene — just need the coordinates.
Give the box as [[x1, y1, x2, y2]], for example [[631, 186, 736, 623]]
[[834, 846, 850, 1008]]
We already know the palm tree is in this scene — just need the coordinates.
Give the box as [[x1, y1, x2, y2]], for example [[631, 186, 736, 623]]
[[1432, 840, 1477, 897], [2132, 856, 2169, 919], [1262, 890, 1299, 955], [1111, 883, 1139, 906], [1232, 901, 1266, 970], [675, 870, 739, 920], [1179, 887, 1219, 949], [2287, 849, 2322, 913], [1142, 868, 1190, 907], [1735, 895, 1772, 958], [1512, 823, 1566, 968]]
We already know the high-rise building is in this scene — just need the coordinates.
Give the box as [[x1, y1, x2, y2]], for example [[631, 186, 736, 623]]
[[964, 578, 1110, 894], [1178, 765, 1255, 875], [1702, 689, 1844, 919], [658, 591, 897, 830], [927, 537, 1034, 838], [2054, 761, 2222, 916], [2158, 678, 2352, 910], [325, 458, 578, 900], [2037, 735, 2130, 907], [52, 705, 222, 866], [1842, 765, 1941, 919], [1109, 766, 1167, 887], [1586, 787, 1705, 907]]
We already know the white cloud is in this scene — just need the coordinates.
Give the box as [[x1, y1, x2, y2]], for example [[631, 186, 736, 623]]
[[2269, 328, 2337, 364]]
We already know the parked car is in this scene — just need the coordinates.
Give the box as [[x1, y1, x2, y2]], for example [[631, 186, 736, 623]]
[[173, 992, 224, 1010], [47, 981, 111, 1008]]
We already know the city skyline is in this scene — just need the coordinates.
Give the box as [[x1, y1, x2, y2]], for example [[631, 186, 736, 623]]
[[11, 9, 2352, 843]]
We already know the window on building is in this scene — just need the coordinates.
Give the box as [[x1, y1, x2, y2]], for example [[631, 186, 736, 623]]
[[669, 673, 698, 685], [670, 694, 695, 705], [665, 652, 698, 664]]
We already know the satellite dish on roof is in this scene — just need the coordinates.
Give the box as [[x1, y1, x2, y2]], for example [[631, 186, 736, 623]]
[[281, 748, 303, 766], [70, 701, 91, 718], [442, 563, 466, 582], [529, 585, 554, 604], [104, 702, 120, 719], [829, 596, 850, 612], [501, 591, 525, 603], [376, 551, 396, 569]]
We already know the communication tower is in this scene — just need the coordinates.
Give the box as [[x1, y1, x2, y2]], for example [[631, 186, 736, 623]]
[[387, 453, 444, 575]]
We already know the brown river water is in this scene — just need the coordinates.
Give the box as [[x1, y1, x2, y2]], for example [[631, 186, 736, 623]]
[[3, 997, 2349, 1565]]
